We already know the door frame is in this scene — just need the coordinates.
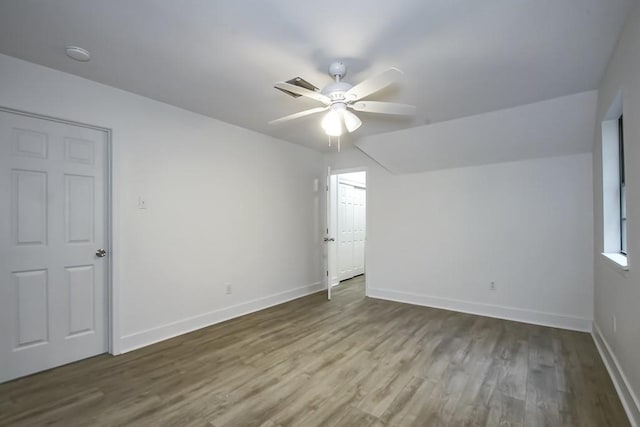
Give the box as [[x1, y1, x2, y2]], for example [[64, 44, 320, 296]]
[[0, 105, 117, 356], [327, 166, 368, 297]]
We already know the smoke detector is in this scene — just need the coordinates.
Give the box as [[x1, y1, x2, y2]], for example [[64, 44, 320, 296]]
[[65, 46, 91, 62]]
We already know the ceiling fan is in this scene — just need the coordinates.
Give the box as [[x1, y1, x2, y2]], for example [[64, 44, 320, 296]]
[[269, 61, 416, 139]]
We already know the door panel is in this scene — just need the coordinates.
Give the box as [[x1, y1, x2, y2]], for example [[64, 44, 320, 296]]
[[0, 111, 108, 383], [12, 170, 48, 245], [65, 137, 95, 165], [13, 269, 49, 348], [66, 265, 95, 336], [13, 128, 48, 159], [65, 174, 94, 243]]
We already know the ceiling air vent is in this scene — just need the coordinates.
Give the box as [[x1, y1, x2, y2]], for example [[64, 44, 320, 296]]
[[275, 77, 318, 98]]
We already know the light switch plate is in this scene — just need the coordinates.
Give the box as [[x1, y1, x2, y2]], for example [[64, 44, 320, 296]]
[[138, 196, 147, 209]]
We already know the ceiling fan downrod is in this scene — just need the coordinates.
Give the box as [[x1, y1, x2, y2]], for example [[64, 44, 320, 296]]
[[328, 61, 346, 82]]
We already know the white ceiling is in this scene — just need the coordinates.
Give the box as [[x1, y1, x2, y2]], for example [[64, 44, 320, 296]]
[[0, 0, 634, 151]]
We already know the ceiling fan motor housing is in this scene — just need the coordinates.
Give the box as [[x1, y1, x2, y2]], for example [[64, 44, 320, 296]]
[[328, 61, 347, 79], [321, 81, 353, 102]]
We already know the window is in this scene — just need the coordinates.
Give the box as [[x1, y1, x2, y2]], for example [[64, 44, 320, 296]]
[[601, 92, 627, 269], [619, 115, 627, 255]]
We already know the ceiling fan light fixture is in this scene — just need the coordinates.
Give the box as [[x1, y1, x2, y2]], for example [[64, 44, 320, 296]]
[[321, 109, 343, 136], [270, 62, 415, 145], [343, 110, 362, 133]]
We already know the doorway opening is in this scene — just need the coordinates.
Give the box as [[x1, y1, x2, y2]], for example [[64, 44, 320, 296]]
[[326, 169, 366, 301]]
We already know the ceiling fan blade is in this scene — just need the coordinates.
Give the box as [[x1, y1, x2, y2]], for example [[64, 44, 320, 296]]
[[274, 82, 331, 105], [269, 106, 328, 125], [351, 101, 416, 116], [345, 68, 404, 101]]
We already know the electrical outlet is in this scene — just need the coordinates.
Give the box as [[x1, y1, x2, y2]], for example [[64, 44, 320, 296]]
[[612, 315, 617, 333], [225, 283, 232, 295], [489, 281, 496, 291]]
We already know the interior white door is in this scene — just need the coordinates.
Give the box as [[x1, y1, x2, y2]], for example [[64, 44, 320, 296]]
[[337, 182, 366, 282], [0, 111, 108, 383]]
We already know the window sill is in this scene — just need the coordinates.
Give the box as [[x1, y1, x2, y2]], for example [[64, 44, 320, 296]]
[[601, 252, 629, 271]]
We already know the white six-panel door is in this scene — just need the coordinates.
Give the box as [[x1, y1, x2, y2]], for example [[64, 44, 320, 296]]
[[0, 111, 108, 383], [337, 182, 366, 281]]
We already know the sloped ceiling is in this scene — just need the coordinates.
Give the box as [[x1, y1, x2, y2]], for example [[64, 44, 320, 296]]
[[356, 91, 599, 173], [0, 0, 634, 154]]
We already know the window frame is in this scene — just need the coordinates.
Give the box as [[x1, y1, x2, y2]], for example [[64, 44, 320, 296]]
[[618, 114, 627, 255]]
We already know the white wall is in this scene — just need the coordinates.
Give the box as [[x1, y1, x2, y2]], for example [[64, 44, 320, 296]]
[[0, 53, 325, 353], [592, 2, 640, 424], [327, 148, 594, 331], [342, 90, 598, 333]]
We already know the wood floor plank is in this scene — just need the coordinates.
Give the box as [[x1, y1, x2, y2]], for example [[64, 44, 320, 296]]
[[0, 275, 630, 426], [378, 376, 430, 426], [486, 390, 525, 427], [353, 365, 415, 418]]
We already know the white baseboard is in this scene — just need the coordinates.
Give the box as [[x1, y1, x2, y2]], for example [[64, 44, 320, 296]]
[[592, 322, 640, 427], [119, 282, 323, 353], [367, 288, 592, 332]]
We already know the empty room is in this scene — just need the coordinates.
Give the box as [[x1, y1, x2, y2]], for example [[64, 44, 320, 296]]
[[0, 1, 638, 426]]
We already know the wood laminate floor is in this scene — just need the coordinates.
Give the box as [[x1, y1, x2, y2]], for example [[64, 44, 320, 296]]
[[0, 275, 629, 426]]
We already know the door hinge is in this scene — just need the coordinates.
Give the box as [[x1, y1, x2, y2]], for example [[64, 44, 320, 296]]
[[326, 270, 329, 276]]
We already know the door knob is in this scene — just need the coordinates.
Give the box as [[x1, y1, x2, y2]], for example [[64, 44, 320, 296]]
[[96, 248, 107, 258], [324, 237, 336, 242]]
